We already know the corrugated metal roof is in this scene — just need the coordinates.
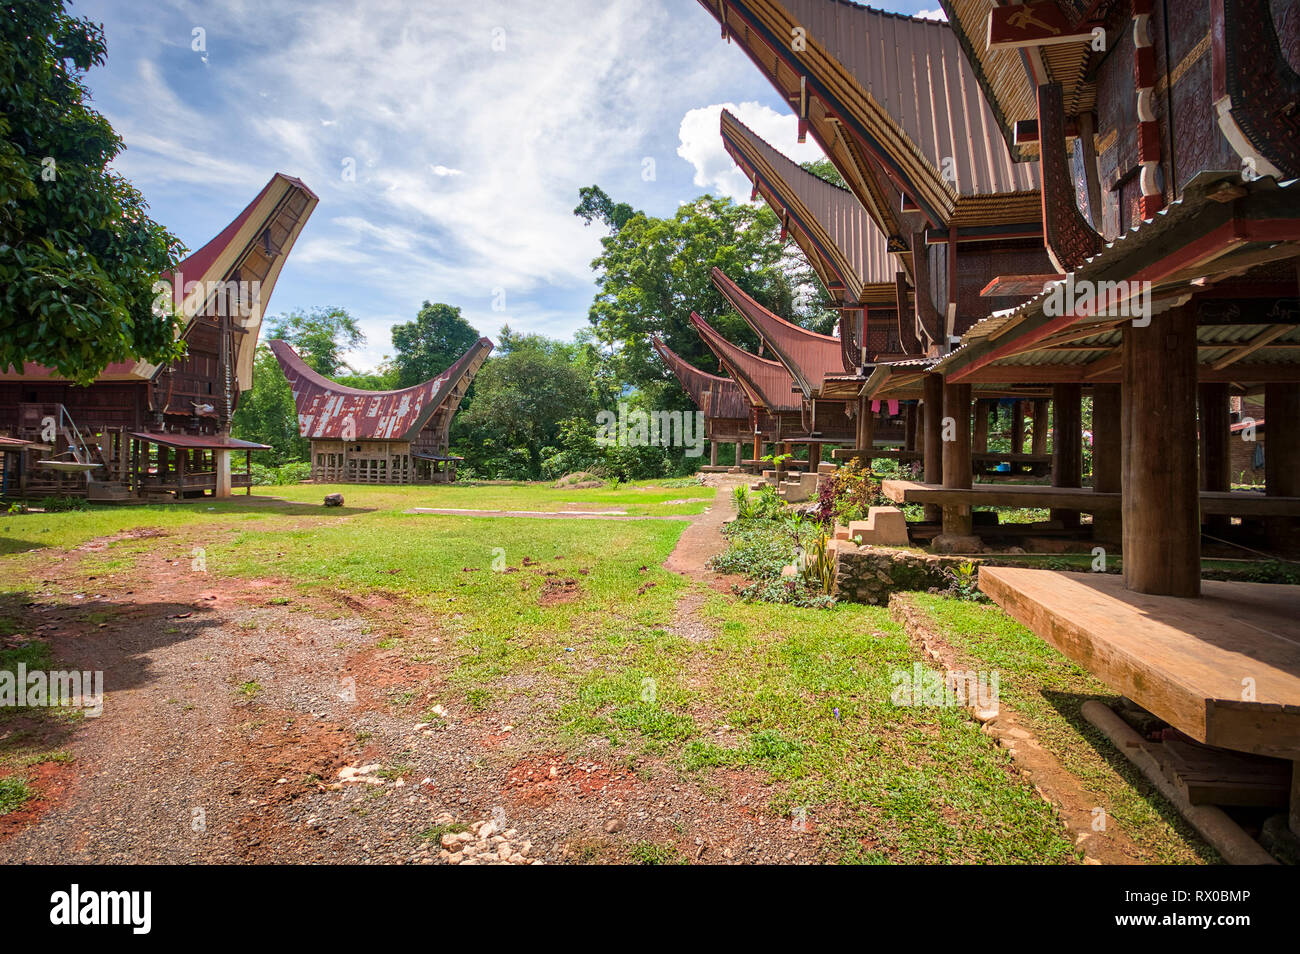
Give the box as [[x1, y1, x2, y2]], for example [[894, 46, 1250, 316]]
[[651, 336, 752, 420], [720, 109, 894, 299], [762, 0, 1038, 197], [711, 267, 846, 397], [936, 173, 1300, 378], [270, 337, 492, 442], [689, 312, 802, 412]]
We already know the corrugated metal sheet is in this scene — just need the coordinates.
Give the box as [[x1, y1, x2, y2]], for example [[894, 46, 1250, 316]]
[[773, 0, 1039, 197], [651, 336, 752, 420], [711, 267, 846, 396], [720, 109, 894, 297], [270, 337, 492, 442], [689, 313, 802, 412]]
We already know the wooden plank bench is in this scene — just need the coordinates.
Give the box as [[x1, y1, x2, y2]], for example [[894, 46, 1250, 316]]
[[979, 567, 1300, 762]]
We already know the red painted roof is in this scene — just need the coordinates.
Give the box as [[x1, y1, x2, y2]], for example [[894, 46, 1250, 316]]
[[689, 312, 801, 412], [651, 336, 752, 420], [711, 268, 845, 397], [270, 337, 492, 442]]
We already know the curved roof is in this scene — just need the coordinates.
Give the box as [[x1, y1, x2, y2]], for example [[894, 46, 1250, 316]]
[[711, 268, 844, 397], [721, 109, 894, 304], [697, 0, 1039, 225], [651, 336, 752, 420], [689, 312, 801, 412], [2, 173, 317, 389], [270, 337, 492, 441]]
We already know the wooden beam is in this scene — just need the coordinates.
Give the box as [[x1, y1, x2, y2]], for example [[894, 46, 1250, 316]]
[[1209, 324, 1293, 371], [988, 2, 1102, 49], [941, 382, 973, 537], [1199, 382, 1232, 538]]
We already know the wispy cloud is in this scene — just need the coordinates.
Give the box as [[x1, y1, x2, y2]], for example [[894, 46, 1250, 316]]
[[677, 102, 826, 203]]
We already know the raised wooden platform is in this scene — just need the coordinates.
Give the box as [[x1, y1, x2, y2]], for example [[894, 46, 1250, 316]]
[[831, 447, 918, 461], [882, 480, 1300, 516], [979, 567, 1300, 760]]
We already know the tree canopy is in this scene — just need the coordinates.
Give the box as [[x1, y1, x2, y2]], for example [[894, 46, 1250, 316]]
[[0, 0, 186, 384], [579, 189, 835, 392], [267, 306, 363, 377], [391, 301, 481, 387]]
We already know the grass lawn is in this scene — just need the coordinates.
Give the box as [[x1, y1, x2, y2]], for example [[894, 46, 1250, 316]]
[[0, 478, 1214, 863]]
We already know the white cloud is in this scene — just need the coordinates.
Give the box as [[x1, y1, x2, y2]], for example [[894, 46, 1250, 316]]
[[916, 8, 948, 20], [676, 101, 825, 203]]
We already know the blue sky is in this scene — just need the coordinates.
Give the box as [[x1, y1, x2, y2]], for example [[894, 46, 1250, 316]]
[[79, 0, 944, 372]]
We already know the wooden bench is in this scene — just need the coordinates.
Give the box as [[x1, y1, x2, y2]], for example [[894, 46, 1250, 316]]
[[979, 567, 1300, 762]]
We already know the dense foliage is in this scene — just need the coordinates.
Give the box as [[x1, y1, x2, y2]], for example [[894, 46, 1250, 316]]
[[0, 0, 186, 383]]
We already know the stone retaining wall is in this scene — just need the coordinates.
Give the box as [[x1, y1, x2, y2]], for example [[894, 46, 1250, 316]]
[[831, 542, 979, 605]]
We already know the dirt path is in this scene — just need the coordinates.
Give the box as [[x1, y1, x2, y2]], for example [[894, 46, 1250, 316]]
[[0, 481, 825, 865]]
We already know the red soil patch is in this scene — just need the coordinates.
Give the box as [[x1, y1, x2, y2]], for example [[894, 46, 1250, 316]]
[[0, 761, 77, 838], [503, 755, 636, 806]]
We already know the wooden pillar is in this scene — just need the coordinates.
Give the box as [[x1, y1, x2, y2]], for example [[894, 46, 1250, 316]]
[[215, 449, 232, 499], [809, 442, 822, 469], [752, 433, 761, 466], [1122, 306, 1200, 597], [1091, 384, 1122, 543], [922, 373, 943, 522], [1051, 384, 1083, 529], [1265, 383, 1300, 550], [734, 441, 743, 467], [941, 382, 973, 537], [709, 441, 718, 467], [972, 399, 990, 454], [1199, 383, 1231, 539], [1030, 398, 1049, 457], [903, 402, 918, 452], [855, 394, 874, 468], [1011, 400, 1026, 456]]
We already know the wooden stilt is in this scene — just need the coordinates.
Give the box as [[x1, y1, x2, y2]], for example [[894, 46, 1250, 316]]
[[1199, 383, 1231, 540], [1051, 383, 1082, 529], [710, 441, 718, 467], [809, 442, 822, 469], [972, 399, 990, 454], [855, 394, 874, 469], [941, 382, 973, 537], [1122, 306, 1200, 597], [922, 373, 943, 523], [1011, 400, 1025, 456], [1091, 384, 1122, 543], [903, 402, 918, 452], [1265, 383, 1300, 551], [1031, 398, 1049, 457]]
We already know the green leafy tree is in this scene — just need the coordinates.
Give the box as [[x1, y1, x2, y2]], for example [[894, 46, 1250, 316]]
[[391, 301, 481, 387], [267, 306, 362, 376], [573, 184, 636, 232], [800, 157, 846, 189], [0, 0, 186, 384], [455, 330, 594, 478], [579, 190, 830, 393], [231, 344, 308, 464]]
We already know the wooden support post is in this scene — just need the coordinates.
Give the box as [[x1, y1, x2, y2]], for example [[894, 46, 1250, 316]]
[[1091, 384, 1122, 543], [1199, 383, 1231, 539], [1031, 398, 1049, 457], [972, 399, 990, 454], [752, 433, 761, 467], [922, 374, 944, 522], [709, 441, 718, 467], [1122, 306, 1200, 597], [941, 382, 974, 539], [1051, 383, 1083, 529], [855, 394, 874, 469], [734, 442, 743, 467], [1011, 400, 1026, 456], [809, 442, 822, 469], [1265, 382, 1300, 551], [903, 402, 918, 452]]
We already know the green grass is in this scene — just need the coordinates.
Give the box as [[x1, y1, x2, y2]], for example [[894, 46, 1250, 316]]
[[679, 595, 1081, 864], [0, 775, 32, 815], [903, 593, 1216, 864]]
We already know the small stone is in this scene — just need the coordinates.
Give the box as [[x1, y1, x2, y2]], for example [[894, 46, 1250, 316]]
[[604, 819, 625, 834], [324, 493, 344, 507]]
